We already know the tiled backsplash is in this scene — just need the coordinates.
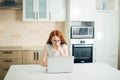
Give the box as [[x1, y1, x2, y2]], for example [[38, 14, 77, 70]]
[[0, 9, 65, 46]]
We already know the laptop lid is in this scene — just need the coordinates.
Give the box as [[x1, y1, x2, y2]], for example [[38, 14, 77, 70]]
[[47, 56, 74, 73]]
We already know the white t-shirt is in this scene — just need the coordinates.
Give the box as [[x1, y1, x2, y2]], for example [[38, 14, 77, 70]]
[[45, 44, 68, 57]]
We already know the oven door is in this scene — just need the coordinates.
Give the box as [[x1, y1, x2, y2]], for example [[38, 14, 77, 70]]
[[72, 44, 93, 63]]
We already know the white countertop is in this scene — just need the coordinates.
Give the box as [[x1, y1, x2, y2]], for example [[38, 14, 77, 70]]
[[0, 46, 44, 50], [4, 63, 120, 80]]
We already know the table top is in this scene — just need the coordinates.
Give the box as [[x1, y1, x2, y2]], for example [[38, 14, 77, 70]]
[[4, 63, 120, 80]]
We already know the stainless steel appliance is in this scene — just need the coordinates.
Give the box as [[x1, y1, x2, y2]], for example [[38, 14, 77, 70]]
[[70, 39, 95, 63], [70, 21, 95, 63], [0, 0, 22, 9], [71, 26, 94, 39]]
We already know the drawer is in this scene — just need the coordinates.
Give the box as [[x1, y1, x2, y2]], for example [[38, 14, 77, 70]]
[[1, 59, 22, 67], [1, 50, 22, 58]]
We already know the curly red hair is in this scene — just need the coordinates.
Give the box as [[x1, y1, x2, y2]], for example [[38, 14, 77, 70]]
[[47, 30, 67, 44]]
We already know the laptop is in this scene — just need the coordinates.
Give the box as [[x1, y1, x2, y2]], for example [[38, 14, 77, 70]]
[[47, 56, 74, 73]]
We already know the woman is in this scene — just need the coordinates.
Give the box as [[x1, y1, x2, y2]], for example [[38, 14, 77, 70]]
[[40, 30, 69, 66]]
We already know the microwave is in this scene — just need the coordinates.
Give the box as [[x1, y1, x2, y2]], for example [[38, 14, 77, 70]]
[[71, 26, 94, 39]]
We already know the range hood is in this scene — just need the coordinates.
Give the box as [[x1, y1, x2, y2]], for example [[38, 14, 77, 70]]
[[0, 0, 22, 9]]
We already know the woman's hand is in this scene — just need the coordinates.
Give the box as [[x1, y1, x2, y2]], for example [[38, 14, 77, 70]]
[[57, 46, 67, 56], [52, 42, 69, 56]]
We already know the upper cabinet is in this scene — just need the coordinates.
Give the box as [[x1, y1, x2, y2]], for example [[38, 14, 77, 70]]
[[49, 0, 66, 21], [96, 0, 118, 12], [23, 0, 49, 21], [70, 0, 96, 21], [23, 0, 66, 21]]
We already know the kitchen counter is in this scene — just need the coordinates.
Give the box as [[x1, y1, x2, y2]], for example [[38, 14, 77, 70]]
[[0, 46, 44, 50], [4, 63, 120, 80]]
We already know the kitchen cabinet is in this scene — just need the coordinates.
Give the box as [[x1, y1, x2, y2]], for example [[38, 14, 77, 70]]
[[0, 50, 22, 80], [49, 0, 66, 21], [95, 13, 118, 68], [70, 0, 95, 21], [23, 0, 66, 21], [0, 53, 1, 80], [23, 0, 49, 21], [0, 68, 2, 80], [118, 55, 120, 70], [0, 68, 8, 80], [96, 0, 118, 12], [23, 50, 41, 64]]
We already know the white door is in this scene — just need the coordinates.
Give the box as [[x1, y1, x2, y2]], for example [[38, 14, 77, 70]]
[[95, 13, 118, 68]]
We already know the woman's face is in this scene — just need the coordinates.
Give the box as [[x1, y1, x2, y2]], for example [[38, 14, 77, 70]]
[[51, 36, 61, 47]]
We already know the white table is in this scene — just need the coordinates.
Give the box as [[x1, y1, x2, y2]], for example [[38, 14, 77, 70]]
[[4, 63, 120, 80]]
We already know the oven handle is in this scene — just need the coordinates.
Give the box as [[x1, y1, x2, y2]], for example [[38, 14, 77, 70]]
[[73, 44, 93, 47]]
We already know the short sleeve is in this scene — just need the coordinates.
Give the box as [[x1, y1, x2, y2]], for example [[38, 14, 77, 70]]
[[44, 44, 52, 56]]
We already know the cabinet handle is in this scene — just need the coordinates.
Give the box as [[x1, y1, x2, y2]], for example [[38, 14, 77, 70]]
[[3, 60, 13, 62], [36, 52, 39, 60], [9, 51, 12, 54], [3, 68, 9, 71], [33, 12, 35, 20], [3, 51, 12, 54], [36, 12, 38, 20], [49, 12, 51, 20], [34, 52, 36, 60]]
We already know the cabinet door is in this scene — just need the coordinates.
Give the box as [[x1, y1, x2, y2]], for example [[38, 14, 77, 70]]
[[49, 0, 66, 21], [95, 13, 118, 57], [1, 68, 9, 80], [23, 0, 34, 21], [95, 13, 118, 68], [23, 0, 49, 21], [70, 0, 95, 21], [118, 55, 120, 69], [0, 52, 1, 68], [23, 50, 37, 64], [0, 68, 2, 80], [37, 0, 49, 21]]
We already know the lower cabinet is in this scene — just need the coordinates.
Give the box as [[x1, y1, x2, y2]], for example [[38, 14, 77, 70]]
[[0, 68, 2, 80], [1, 68, 9, 80], [0, 49, 42, 80], [0, 50, 22, 80], [23, 50, 41, 64], [118, 55, 120, 70]]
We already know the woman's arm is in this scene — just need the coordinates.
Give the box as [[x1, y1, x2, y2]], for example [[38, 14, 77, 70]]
[[58, 45, 69, 56], [40, 48, 48, 67]]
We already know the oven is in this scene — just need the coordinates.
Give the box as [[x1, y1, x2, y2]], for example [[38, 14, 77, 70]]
[[70, 39, 95, 63], [72, 44, 93, 63]]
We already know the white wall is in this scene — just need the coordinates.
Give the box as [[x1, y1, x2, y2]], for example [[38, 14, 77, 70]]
[[0, 9, 65, 46]]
